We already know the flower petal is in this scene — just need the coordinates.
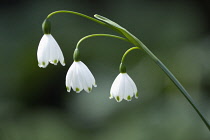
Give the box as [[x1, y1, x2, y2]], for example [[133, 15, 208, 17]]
[[126, 73, 137, 95], [80, 61, 96, 86], [78, 64, 92, 93], [66, 62, 75, 92], [110, 73, 121, 98], [124, 74, 134, 101], [37, 35, 50, 68]]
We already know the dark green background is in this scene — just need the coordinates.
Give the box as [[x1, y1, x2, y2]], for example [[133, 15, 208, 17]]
[[0, 0, 210, 139]]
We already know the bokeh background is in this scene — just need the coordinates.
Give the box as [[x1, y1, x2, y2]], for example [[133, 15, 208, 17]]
[[0, 0, 210, 139]]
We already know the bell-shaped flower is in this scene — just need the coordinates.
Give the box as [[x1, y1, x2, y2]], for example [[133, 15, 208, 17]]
[[110, 73, 138, 102], [66, 61, 97, 93], [37, 34, 65, 68]]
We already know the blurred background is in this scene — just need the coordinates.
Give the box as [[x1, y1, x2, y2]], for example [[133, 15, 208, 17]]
[[0, 0, 210, 139]]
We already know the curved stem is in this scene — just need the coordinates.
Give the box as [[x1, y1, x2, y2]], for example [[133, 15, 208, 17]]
[[76, 34, 129, 49], [46, 10, 121, 33], [121, 47, 140, 64], [135, 38, 210, 131], [119, 47, 140, 73], [47, 10, 105, 25]]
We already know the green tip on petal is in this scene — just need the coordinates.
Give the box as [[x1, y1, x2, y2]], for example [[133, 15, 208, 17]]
[[127, 95, 131, 101], [116, 96, 120, 102], [109, 94, 113, 99], [76, 88, 80, 92], [88, 87, 92, 92], [53, 60, 58, 64], [135, 92, 139, 98], [42, 62, 45, 66], [66, 86, 70, 91]]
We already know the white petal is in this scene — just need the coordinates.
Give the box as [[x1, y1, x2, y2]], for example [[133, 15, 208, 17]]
[[58, 49, 65, 66], [66, 63, 75, 92], [110, 74, 121, 97], [71, 62, 84, 93], [79, 65, 92, 93], [70, 62, 78, 91], [79, 61, 96, 87], [110, 74, 121, 99], [48, 35, 60, 65], [110, 73, 124, 102], [49, 35, 65, 66], [124, 74, 134, 101], [79, 61, 96, 92], [37, 35, 50, 68], [75, 63, 85, 92], [116, 74, 126, 102], [126, 74, 138, 95]]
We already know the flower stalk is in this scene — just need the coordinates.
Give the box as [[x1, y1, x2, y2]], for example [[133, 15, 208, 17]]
[[76, 34, 129, 49]]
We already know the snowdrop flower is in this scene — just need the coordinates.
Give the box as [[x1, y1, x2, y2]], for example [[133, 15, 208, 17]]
[[66, 61, 97, 93], [37, 19, 65, 68], [37, 34, 65, 68], [110, 73, 138, 102]]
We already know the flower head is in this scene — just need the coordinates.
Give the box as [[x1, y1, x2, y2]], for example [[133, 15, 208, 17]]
[[66, 61, 97, 93], [110, 73, 138, 102], [37, 34, 65, 68]]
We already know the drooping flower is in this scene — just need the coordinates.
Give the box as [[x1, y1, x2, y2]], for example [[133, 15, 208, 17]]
[[66, 61, 97, 93], [110, 73, 138, 102], [37, 34, 65, 68]]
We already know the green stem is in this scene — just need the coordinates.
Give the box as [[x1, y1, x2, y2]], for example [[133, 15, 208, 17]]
[[119, 47, 140, 73], [47, 10, 105, 26], [135, 39, 210, 131], [46, 10, 120, 33], [76, 34, 129, 49], [121, 47, 140, 64]]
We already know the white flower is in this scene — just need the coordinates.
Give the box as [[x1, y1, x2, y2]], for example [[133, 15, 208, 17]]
[[37, 34, 65, 68], [110, 73, 138, 102], [66, 61, 97, 93]]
